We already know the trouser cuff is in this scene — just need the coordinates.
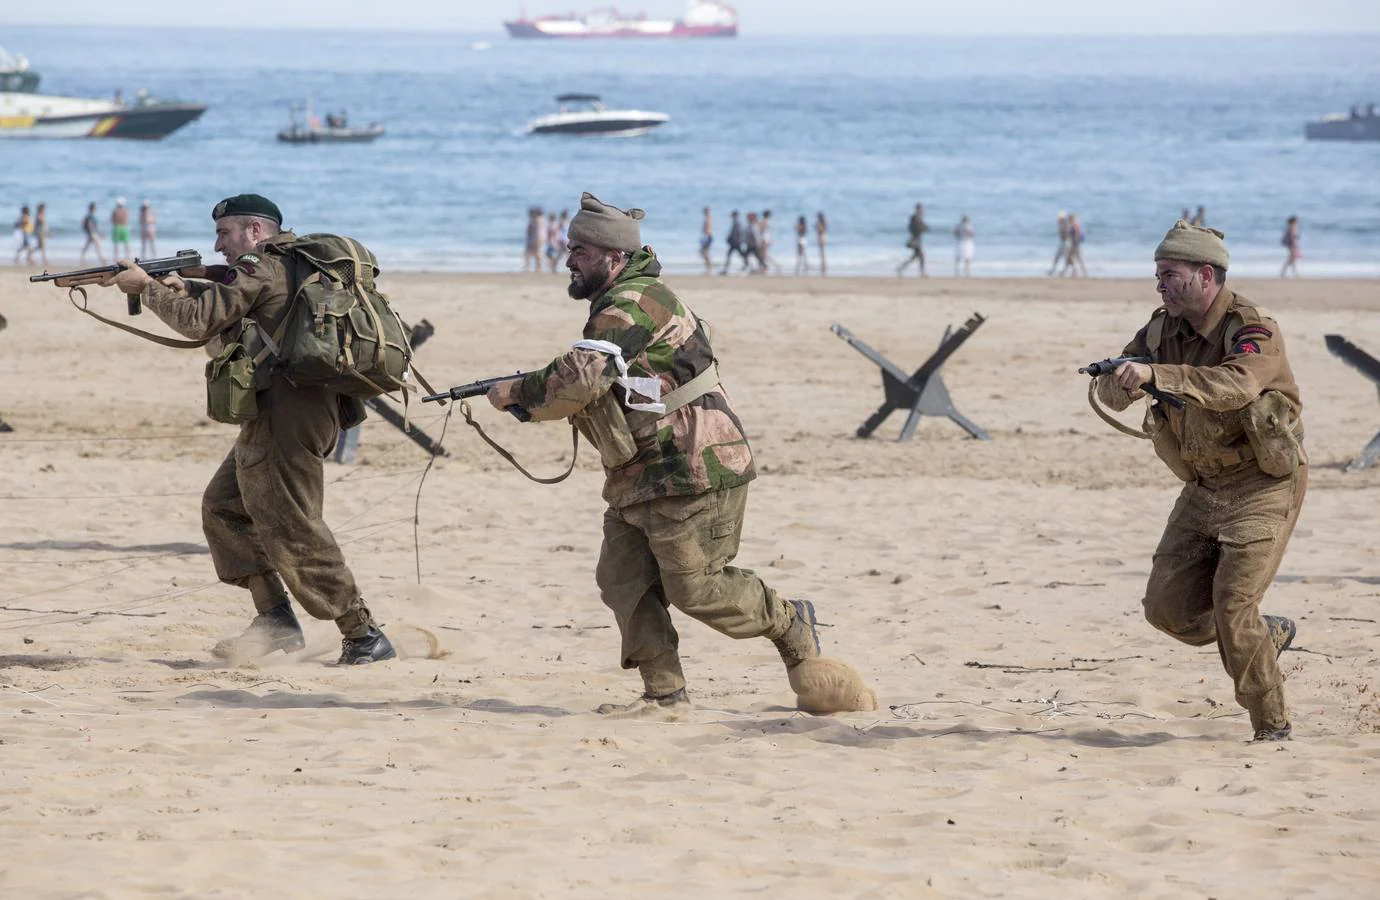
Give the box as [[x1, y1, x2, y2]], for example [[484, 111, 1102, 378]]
[[334, 600, 376, 640], [247, 571, 292, 614], [638, 650, 686, 697]]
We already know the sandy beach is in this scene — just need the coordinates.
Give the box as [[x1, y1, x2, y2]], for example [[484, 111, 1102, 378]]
[[1, 270, 1377, 898]]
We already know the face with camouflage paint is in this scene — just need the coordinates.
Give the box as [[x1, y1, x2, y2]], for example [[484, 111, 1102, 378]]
[[566, 241, 626, 300]]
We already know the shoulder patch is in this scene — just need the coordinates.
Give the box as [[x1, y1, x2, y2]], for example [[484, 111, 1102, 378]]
[[1232, 324, 1273, 342], [1232, 340, 1261, 355], [220, 267, 238, 285], [238, 253, 261, 264]]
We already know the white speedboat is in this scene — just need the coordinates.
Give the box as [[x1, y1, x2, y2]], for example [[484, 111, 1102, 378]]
[[0, 46, 205, 140], [526, 94, 669, 137]]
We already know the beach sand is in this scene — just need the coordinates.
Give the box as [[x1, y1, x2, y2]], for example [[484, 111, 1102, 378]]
[[1, 271, 1377, 897]]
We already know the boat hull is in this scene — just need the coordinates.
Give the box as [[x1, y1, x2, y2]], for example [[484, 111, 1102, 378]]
[[1305, 117, 1380, 141], [504, 20, 736, 38], [278, 125, 384, 144], [0, 102, 205, 139]]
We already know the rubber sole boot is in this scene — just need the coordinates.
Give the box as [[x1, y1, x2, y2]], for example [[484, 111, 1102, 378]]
[[595, 688, 690, 716], [337, 627, 397, 665], [1252, 724, 1293, 743], [211, 604, 306, 662], [1264, 615, 1297, 658], [773, 599, 822, 669]]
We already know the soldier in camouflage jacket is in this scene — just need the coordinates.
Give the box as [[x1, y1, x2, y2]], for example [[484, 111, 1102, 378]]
[[489, 193, 823, 713]]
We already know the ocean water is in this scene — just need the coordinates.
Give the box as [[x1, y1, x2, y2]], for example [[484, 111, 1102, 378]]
[[3, 26, 1379, 276]]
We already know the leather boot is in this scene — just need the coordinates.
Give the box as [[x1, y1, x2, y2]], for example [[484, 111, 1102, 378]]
[[337, 627, 397, 665], [773, 599, 821, 669], [211, 604, 305, 661]]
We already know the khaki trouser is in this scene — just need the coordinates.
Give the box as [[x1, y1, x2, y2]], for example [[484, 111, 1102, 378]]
[[596, 484, 792, 695], [1143, 465, 1307, 731], [202, 383, 374, 638]]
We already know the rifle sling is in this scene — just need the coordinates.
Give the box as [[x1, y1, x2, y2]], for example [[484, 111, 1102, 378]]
[[68, 286, 211, 350]]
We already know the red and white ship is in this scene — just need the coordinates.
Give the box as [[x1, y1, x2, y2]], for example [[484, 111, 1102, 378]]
[[504, 1, 738, 38]]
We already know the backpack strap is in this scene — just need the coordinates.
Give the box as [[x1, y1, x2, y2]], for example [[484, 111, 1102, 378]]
[[1144, 307, 1168, 356], [68, 286, 210, 350]]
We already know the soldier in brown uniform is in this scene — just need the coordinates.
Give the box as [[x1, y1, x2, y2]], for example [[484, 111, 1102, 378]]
[[100, 194, 395, 665], [1097, 220, 1305, 742], [487, 193, 826, 713]]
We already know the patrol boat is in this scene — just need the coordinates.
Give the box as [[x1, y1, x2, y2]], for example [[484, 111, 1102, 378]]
[[1304, 105, 1380, 141], [0, 46, 206, 140], [526, 94, 669, 137], [277, 101, 384, 144]]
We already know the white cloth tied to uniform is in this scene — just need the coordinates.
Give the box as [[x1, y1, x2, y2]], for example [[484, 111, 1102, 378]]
[[572, 339, 666, 414]]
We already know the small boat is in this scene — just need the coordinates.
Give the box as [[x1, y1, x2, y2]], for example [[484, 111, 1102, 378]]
[[277, 102, 383, 144], [0, 46, 205, 140], [505, 1, 738, 38], [526, 94, 669, 137], [1305, 105, 1380, 141]]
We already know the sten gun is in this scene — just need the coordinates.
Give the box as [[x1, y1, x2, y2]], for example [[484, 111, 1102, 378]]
[[30, 249, 203, 316], [1078, 355, 1185, 410], [423, 373, 532, 421]]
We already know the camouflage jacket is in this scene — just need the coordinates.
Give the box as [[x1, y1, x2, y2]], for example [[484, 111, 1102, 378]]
[[1097, 287, 1303, 479], [513, 249, 756, 508]]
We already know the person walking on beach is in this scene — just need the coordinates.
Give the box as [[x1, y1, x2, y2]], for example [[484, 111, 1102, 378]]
[[32, 203, 49, 267], [1280, 216, 1301, 278], [720, 210, 748, 275], [815, 212, 828, 276], [91, 194, 398, 665], [699, 206, 713, 274], [1093, 220, 1305, 743], [794, 214, 810, 275], [486, 192, 870, 715], [953, 215, 974, 277], [110, 198, 132, 259], [760, 210, 781, 275], [12, 205, 34, 265], [1061, 212, 1088, 277], [544, 212, 561, 272], [139, 200, 157, 257], [744, 211, 766, 274], [80, 201, 105, 263], [1048, 211, 1070, 276], [896, 202, 930, 276], [550, 209, 570, 273], [523, 206, 545, 272]]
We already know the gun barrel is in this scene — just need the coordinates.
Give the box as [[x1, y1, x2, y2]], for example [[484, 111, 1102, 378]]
[[1078, 355, 1151, 377], [29, 264, 120, 283], [422, 372, 527, 404]]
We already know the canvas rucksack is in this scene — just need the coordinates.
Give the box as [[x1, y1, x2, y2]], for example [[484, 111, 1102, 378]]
[[268, 233, 420, 400]]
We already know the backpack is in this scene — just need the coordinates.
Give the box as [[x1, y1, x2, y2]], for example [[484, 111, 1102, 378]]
[[269, 233, 419, 400]]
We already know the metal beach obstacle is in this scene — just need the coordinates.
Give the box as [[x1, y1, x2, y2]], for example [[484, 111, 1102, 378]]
[[831, 313, 991, 442], [1324, 334, 1380, 471]]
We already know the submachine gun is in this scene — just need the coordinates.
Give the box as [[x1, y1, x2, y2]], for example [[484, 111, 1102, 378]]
[[30, 250, 203, 315], [423, 373, 532, 421]]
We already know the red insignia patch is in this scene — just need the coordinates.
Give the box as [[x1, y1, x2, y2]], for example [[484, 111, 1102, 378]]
[[1232, 325, 1272, 342], [237, 262, 256, 276], [220, 268, 237, 284], [1233, 340, 1261, 354]]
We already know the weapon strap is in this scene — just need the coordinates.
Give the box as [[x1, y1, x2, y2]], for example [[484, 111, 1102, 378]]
[[1087, 379, 1152, 440], [67, 286, 210, 350], [457, 400, 577, 484]]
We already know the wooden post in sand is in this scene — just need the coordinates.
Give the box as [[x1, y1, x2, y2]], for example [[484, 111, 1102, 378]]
[[831, 313, 991, 442]]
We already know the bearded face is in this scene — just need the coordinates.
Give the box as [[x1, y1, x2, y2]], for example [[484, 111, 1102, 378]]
[[566, 243, 619, 300]]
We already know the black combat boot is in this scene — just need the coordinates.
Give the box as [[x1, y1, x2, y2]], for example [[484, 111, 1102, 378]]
[[337, 627, 397, 665], [211, 604, 306, 661]]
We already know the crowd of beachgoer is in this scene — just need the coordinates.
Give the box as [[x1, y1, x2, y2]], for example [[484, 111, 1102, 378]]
[[11, 199, 159, 267]]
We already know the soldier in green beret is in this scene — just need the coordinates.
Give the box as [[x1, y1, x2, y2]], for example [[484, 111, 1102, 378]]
[[98, 194, 396, 665], [1095, 219, 1306, 742]]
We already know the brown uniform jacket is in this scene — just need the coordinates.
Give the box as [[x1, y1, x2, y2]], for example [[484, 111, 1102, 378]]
[[1097, 287, 1303, 479], [141, 231, 296, 342]]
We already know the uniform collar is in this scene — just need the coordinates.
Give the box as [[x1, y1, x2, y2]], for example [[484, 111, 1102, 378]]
[[1176, 286, 1234, 341]]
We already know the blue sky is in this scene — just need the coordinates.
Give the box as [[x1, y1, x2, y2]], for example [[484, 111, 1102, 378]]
[[4, 0, 1379, 34]]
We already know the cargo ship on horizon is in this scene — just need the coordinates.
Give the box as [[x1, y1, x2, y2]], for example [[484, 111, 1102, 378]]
[[504, 1, 738, 39]]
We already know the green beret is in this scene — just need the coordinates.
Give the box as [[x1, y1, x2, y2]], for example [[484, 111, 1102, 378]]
[[212, 193, 283, 226], [1154, 219, 1229, 270]]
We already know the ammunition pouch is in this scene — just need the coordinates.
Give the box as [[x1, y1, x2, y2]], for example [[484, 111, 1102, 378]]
[[1243, 390, 1305, 477], [1144, 404, 1195, 483], [204, 319, 274, 426]]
